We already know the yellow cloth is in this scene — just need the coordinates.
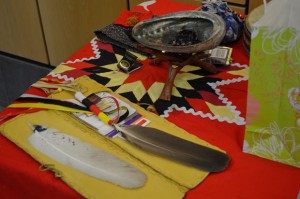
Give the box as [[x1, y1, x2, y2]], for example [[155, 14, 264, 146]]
[[0, 76, 226, 198]]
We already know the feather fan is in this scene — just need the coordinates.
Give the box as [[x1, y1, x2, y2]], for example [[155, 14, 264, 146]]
[[114, 124, 230, 172], [28, 125, 146, 188]]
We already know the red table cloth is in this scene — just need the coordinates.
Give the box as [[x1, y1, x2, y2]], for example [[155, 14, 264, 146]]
[[0, 0, 299, 198]]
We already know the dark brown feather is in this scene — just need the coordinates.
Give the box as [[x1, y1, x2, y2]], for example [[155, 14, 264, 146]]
[[114, 125, 230, 172]]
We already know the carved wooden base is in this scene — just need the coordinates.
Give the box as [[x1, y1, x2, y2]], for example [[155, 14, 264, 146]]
[[157, 55, 218, 101], [137, 45, 218, 101], [159, 64, 183, 101]]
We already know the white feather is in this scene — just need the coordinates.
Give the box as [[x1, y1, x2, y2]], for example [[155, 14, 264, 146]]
[[28, 125, 146, 188]]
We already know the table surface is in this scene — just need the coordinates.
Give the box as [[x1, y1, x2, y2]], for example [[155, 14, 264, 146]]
[[0, 1, 299, 199]]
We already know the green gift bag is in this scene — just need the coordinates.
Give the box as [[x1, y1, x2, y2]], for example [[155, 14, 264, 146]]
[[243, 0, 300, 168]]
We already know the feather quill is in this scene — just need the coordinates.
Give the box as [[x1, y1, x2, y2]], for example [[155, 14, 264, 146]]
[[28, 125, 146, 188], [114, 124, 230, 172]]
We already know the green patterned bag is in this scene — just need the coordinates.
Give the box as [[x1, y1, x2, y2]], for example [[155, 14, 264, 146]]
[[243, 0, 300, 168]]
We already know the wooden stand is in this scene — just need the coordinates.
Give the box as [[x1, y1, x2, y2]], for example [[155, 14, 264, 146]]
[[137, 45, 218, 101]]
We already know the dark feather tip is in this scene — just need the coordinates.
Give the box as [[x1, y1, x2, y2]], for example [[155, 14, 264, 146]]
[[33, 125, 47, 133]]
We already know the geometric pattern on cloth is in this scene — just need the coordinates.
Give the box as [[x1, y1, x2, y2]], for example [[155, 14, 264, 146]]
[[62, 40, 249, 125]]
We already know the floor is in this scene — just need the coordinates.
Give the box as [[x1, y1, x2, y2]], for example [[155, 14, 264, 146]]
[[0, 53, 52, 111]]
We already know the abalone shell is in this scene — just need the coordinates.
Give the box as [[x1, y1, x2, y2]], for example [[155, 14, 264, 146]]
[[132, 11, 226, 53]]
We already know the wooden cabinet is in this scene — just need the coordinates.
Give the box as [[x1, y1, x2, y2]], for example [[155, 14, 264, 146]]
[[225, 0, 247, 14], [37, 0, 127, 66], [0, 0, 127, 66], [173, 0, 201, 6], [248, 0, 270, 13], [220, 0, 267, 14], [226, 0, 246, 3], [0, 0, 49, 64]]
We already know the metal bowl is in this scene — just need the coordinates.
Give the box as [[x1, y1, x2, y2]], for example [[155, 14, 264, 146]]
[[132, 11, 225, 53]]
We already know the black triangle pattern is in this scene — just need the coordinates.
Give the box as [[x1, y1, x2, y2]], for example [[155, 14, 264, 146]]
[[154, 99, 173, 115], [83, 66, 112, 74], [108, 85, 121, 92], [118, 92, 138, 103], [171, 96, 193, 110], [176, 87, 203, 99], [88, 73, 111, 86], [189, 68, 213, 76], [188, 77, 221, 92], [86, 49, 118, 66], [112, 45, 127, 56], [139, 93, 153, 105]]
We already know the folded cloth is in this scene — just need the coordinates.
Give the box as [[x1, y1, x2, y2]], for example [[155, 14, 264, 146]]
[[0, 75, 220, 199]]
